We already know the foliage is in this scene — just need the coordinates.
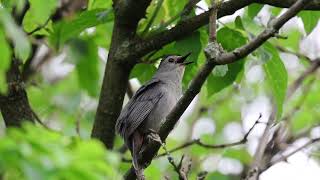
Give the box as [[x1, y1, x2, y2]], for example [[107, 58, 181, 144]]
[[207, 27, 247, 95], [0, 0, 319, 179], [0, 123, 121, 180]]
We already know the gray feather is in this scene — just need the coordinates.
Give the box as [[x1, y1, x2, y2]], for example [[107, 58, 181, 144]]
[[115, 78, 164, 143]]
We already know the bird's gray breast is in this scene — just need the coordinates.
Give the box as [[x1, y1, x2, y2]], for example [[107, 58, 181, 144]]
[[139, 83, 181, 134]]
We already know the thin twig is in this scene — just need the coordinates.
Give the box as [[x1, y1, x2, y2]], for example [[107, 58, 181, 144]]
[[27, 18, 51, 35], [157, 114, 262, 157], [276, 45, 312, 64], [209, 0, 219, 41], [286, 59, 320, 99], [197, 171, 208, 180], [156, 134, 191, 180], [31, 109, 50, 129], [288, 123, 320, 144], [181, 0, 202, 18], [265, 137, 320, 169], [283, 77, 316, 122], [75, 113, 81, 137], [160, 141, 181, 177]]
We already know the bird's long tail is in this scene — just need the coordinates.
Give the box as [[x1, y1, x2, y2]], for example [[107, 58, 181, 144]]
[[132, 132, 145, 180]]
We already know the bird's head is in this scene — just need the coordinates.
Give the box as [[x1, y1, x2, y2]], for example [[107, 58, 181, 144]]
[[157, 53, 193, 73]]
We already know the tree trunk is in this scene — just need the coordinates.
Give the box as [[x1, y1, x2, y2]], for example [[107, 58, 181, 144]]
[[0, 60, 35, 127], [91, 58, 132, 148]]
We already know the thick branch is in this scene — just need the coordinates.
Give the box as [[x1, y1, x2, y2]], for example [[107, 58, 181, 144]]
[[256, 0, 320, 10], [133, 0, 253, 59], [133, 0, 320, 60]]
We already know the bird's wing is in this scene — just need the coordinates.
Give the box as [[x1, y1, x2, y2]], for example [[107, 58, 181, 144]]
[[116, 78, 164, 141]]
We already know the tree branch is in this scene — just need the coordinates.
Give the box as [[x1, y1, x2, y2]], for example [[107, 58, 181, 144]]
[[27, 17, 51, 35], [209, 0, 219, 42], [132, 0, 320, 60], [133, 0, 253, 59], [286, 59, 320, 99], [276, 45, 312, 64], [247, 58, 319, 179], [215, 0, 311, 65], [162, 144, 191, 180], [283, 77, 315, 122], [157, 114, 262, 158], [147, 0, 201, 36], [242, 2, 311, 179], [264, 137, 320, 170], [124, 0, 309, 178], [256, 0, 320, 10]]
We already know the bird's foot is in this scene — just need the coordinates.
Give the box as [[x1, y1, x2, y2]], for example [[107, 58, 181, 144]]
[[146, 129, 163, 145], [135, 169, 145, 180]]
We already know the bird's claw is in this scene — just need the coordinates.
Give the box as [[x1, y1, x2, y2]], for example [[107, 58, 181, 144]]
[[146, 129, 163, 145]]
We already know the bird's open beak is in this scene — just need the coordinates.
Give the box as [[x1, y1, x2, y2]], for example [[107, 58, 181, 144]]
[[177, 52, 193, 65]]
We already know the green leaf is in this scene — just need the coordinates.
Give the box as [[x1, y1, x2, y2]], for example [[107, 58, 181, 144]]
[[207, 172, 230, 180], [298, 11, 320, 34], [174, 31, 202, 88], [207, 61, 244, 95], [66, 39, 99, 97], [130, 64, 157, 84], [0, 27, 11, 71], [277, 30, 302, 52], [88, 0, 112, 10], [235, 16, 245, 31], [270, 7, 282, 16], [0, 8, 31, 61], [292, 110, 315, 132], [22, 0, 57, 33], [0, 123, 121, 179], [0, 27, 11, 93], [207, 27, 247, 95], [247, 4, 263, 19], [290, 79, 320, 131], [1, 0, 26, 12], [223, 149, 252, 164], [262, 43, 288, 118], [165, 0, 188, 18], [49, 9, 114, 49]]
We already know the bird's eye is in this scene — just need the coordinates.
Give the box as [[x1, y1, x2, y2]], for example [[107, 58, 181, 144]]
[[168, 58, 174, 62]]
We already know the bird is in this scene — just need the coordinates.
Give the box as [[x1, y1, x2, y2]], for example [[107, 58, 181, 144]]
[[115, 53, 192, 179]]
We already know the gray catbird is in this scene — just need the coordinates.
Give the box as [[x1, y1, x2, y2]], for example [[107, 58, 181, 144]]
[[116, 53, 192, 178]]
